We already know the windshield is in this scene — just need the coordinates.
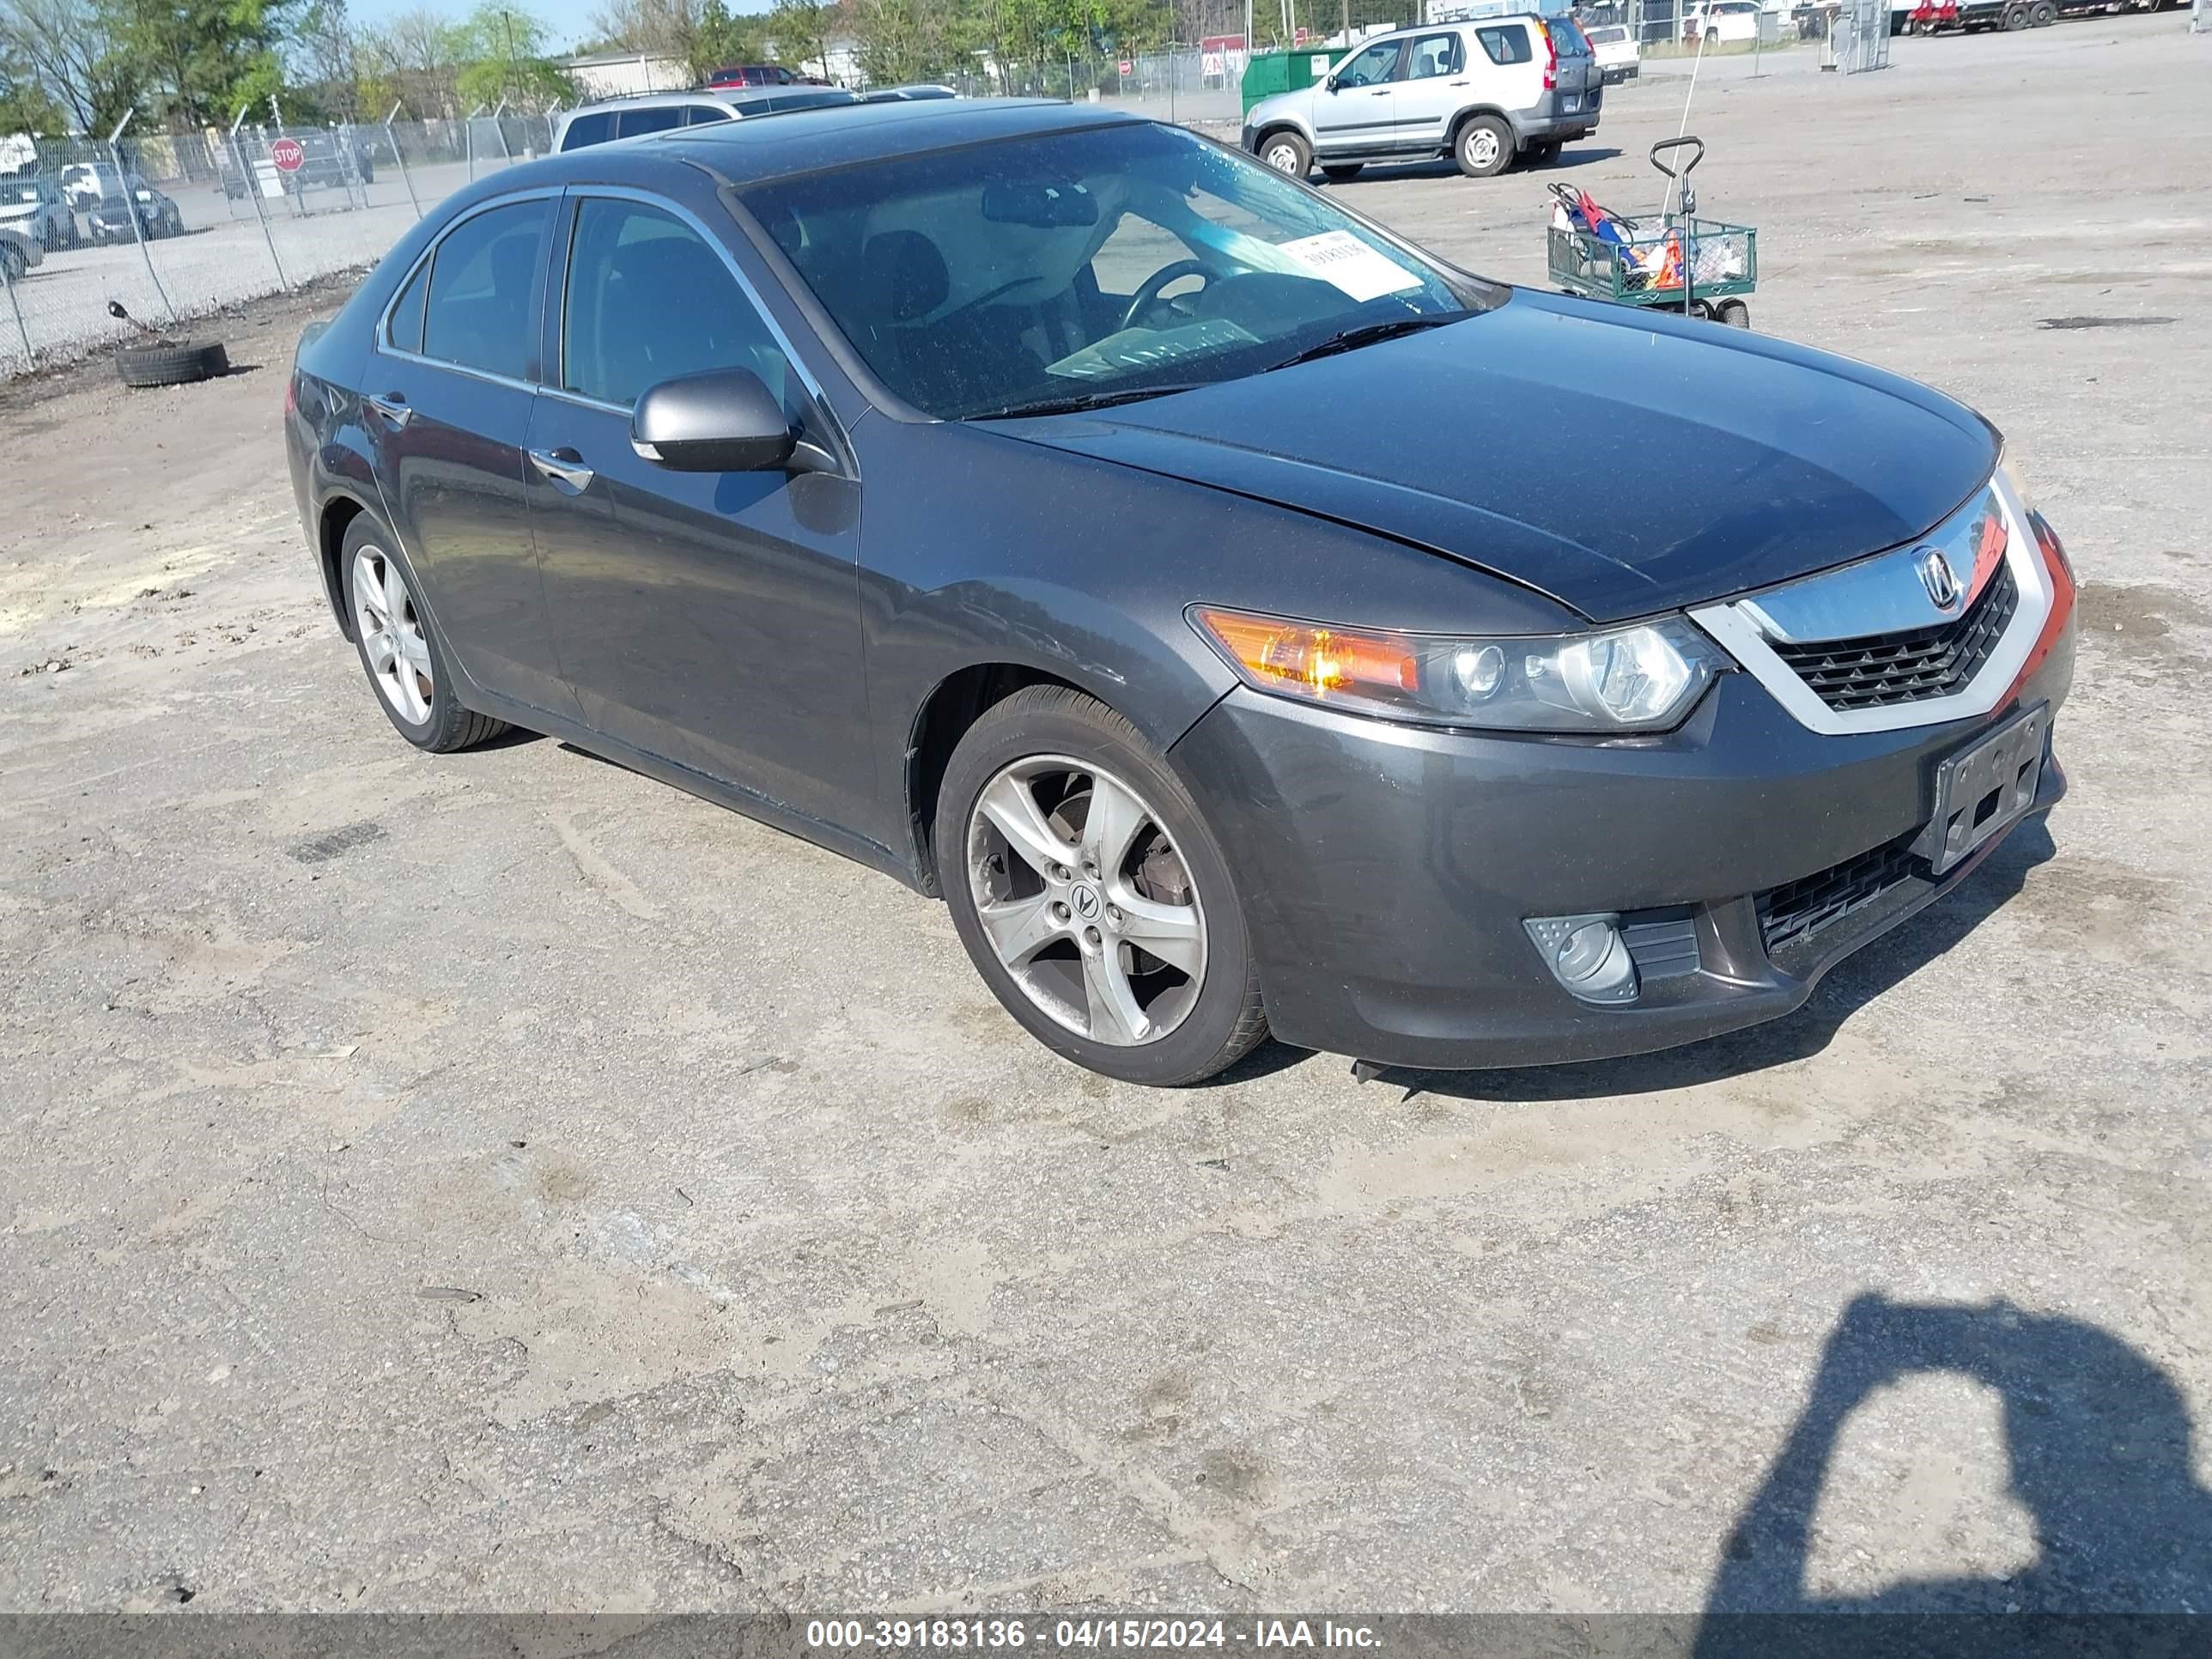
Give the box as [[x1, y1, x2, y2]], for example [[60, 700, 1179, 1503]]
[[739, 121, 1494, 419]]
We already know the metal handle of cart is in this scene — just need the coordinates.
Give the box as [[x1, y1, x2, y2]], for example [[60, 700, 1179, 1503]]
[[1650, 137, 1705, 317]]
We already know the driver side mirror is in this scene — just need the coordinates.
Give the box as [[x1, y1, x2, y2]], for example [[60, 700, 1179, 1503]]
[[631, 368, 799, 472], [1323, 73, 1340, 91]]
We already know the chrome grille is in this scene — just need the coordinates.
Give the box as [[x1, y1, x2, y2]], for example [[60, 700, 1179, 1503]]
[[1771, 561, 2018, 712]]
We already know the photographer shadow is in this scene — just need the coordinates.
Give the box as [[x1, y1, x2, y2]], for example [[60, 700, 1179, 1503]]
[[1695, 1293, 2212, 1655]]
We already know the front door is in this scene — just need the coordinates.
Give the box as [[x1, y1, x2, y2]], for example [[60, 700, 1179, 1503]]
[[1312, 38, 1404, 156], [364, 192, 574, 719], [526, 191, 872, 834]]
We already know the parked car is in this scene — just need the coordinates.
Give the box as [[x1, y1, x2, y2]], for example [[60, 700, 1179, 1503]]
[[1243, 13, 1601, 181], [552, 85, 860, 151], [860, 83, 961, 100], [1686, 0, 1764, 37], [0, 176, 81, 250], [285, 100, 2077, 1086], [58, 161, 125, 212], [707, 63, 807, 86], [86, 181, 184, 244], [0, 223, 42, 282], [1583, 21, 1642, 79]]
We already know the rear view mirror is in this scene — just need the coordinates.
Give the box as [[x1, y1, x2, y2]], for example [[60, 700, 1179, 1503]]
[[980, 180, 1099, 228], [1324, 74, 1340, 91], [632, 368, 794, 472]]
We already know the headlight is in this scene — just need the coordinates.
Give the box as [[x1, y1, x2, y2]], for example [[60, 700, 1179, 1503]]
[[1996, 444, 2070, 580], [1192, 606, 1731, 732]]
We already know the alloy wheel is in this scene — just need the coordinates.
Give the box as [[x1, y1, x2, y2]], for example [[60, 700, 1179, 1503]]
[[965, 755, 1207, 1047], [349, 544, 434, 725]]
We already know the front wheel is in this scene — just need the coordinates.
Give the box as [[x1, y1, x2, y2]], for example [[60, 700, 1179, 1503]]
[[936, 686, 1268, 1086], [1257, 131, 1311, 178], [1455, 115, 1515, 179]]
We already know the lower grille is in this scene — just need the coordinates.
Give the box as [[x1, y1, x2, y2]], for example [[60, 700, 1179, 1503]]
[[1757, 832, 1923, 952], [1773, 560, 2018, 712]]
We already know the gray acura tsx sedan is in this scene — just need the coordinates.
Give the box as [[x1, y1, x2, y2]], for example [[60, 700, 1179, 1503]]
[[284, 98, 2077, 1085]]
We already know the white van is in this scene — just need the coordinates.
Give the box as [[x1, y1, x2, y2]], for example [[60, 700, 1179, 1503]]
[[1242, 13, 1600, 182]]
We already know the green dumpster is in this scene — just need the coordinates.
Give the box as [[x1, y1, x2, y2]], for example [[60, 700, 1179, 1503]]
[[1241, 47, 1335, 116]]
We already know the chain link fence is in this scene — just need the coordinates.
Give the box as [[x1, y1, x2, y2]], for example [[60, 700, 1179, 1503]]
[[0, 114, 554, 379]]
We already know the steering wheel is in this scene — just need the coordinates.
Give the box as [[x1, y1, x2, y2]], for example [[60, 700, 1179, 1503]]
[[1121, 260, 1216, 331]]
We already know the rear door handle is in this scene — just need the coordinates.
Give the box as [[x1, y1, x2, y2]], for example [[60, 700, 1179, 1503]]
[[528, 447, 595, 492], [363, 391, 411, 428]]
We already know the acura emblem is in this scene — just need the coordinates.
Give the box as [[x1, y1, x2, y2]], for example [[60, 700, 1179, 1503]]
[[1917, 547, 1964, 614], [1072, 884, 1102, 921]]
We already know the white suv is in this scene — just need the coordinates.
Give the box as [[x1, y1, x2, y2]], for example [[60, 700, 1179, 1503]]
[[553, 84, 858, 151], [1243, 14, 1600, 182]]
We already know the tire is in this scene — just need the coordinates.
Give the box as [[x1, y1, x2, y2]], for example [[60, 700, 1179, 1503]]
[[1454, 115, 1515, 179], [116, 341, 228, 387], [0, 244, 23, 283], [340, 514, 508, 754], [2028, 0, 2055, 18], [1717, 298, 1752, 328], [1257, 130, 1311, 178], [935, 685, 1268, 1087], [1320, 163, 1364, 181], [2002, 3, 2028, 26], [1528, 140, 1563, 165]]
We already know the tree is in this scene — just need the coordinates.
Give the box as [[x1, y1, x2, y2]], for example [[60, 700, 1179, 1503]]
[[691, 0, 769, 76], [0, 0, 138, 132], [103, 0, 300, 130], [448, 2, 574, 111], [294, 0, 362, 118], [0, 49, 67, 130], [767, 0, 833, 78], [356, 7, 463, 118]]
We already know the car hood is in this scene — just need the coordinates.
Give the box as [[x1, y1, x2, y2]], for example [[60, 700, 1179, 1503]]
[[1003, 289, 1999, 623]]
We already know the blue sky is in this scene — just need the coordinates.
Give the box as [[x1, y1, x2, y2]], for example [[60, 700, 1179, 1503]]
[[346, 0, 774, 55]]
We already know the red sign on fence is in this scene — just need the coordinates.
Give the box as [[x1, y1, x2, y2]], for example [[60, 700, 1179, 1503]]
[[1118, 58, 1133, 75], [270, 137, 306, 173]]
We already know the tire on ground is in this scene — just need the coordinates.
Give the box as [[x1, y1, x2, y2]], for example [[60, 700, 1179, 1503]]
[[1455, 115, 1516, 179], [116, 341, 229, 388], [1321, 163, 1364, 181], [933, 684, 1270, 1087]]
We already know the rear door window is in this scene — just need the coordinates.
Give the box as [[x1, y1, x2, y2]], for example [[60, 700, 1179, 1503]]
[[421, 198, 550, 381], [1476, 24, 1533, 63], [616, 106, 684, 138], [560, 112, 613, 150], [686, 104, 733, 125], [387, 260, 428, 353], [1406, 32, 1466, 77]]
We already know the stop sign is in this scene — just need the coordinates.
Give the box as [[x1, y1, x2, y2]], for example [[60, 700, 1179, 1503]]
[[270, 137, 305, 173], [1118, 58, 1133, 74]]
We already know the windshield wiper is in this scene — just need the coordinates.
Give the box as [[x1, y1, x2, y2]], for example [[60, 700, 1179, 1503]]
[[1263, 313, 1472, 373], [969, 383, 1209, 421]]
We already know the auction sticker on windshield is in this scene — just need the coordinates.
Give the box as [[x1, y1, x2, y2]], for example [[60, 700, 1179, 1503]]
[[1276, 231, 1425, 303]]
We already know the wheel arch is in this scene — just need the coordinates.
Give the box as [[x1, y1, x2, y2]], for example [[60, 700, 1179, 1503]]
[[316, 489, 380, 641], [1249, 119, 1312, 155], [904, 661, 1091, 897], [1448, 103, 1516, 145]]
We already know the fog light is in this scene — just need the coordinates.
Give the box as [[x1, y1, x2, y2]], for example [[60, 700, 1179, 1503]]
[[1524, 914, 1638, 1004]]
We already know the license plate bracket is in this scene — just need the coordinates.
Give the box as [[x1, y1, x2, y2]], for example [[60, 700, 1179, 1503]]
[[1914, 702, 2049, 877]]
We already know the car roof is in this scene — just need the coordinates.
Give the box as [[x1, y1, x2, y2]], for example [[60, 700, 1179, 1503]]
[[589, 97, 1142, 187], [566, 85, 823, 115]]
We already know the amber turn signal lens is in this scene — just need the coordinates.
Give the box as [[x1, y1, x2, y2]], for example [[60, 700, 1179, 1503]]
[[1194, 609, 1418, 701]]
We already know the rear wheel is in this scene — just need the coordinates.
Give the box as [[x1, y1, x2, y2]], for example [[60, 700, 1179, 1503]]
[[2002, 3, 2029, 26], [1455, 114, 1515, 178], [1716, 298, 1752, 328], [1528, 140, 1563, 165], [2027, 0, 2055, 19], [936, 686, 1267, 1086], [1320, 162, 1364, 181], [0, 243, 24, 283], [1258, 131, 1311, 178], [341, 516, 507, 753]]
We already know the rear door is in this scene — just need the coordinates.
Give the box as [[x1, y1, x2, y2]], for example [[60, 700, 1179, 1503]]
[[364, 191, 575, 718], [1392, 30, 1474, 152], [1311, 37, 1404, 156], [1546, 17, 1601, 119]]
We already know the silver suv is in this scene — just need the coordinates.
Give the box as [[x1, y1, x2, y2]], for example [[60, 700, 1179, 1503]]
[[553, 84, 858, 151], [1243, 13, 1600, 181]]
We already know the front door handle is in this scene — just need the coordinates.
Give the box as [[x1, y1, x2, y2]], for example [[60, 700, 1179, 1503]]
[[363, 391, 411, 428], [1370, 88, 1390, 95], [528, 447, 595, 492]]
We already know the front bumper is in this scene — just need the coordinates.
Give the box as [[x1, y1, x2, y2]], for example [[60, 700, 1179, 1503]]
[[1170, 630, 2072, 1070]]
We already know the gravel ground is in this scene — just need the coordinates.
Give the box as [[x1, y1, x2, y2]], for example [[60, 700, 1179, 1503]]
[[2, 15, 2209, 1621]]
